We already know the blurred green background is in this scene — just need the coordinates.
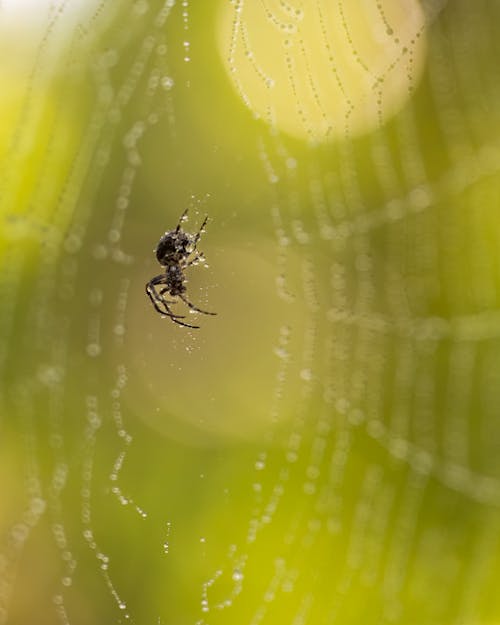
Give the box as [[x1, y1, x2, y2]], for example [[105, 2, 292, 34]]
[[2, 1, 500, 624]]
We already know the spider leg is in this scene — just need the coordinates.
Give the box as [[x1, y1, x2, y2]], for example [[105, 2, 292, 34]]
[[146, 276, 200, 327], [175, 208, 189, 233], [179, 293, 216, 316], [148, 286, 199, 327], [186, 252, 205, 267], [157, 287, 208, 328], [193, 215, 208, 246], [146, 276, 185, 319], [169, 316, 200, 329], [158, 287, 177, 304], [156, 287, 205, 327], [146, 284, 183, 319]]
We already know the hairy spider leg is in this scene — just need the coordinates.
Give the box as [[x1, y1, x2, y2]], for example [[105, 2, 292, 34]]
[[146, 276, 185, 319], [193, 215, 208, 246], [147, 276, 201, 329], [175, 208, 189, 233], [158, 304, 200, 328], [186, 252, 205, 267], [179, 293, 216, 316], [157, 288, 209, 328], [146, 284, 183, 319], [169, 317, 200, 329], [157, 288, 177, 304], [147, 285, 199, 328], [155, 287, 202, 328]]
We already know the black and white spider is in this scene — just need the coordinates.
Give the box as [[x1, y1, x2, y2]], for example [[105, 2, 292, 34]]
[[146, 209, 216, 328]]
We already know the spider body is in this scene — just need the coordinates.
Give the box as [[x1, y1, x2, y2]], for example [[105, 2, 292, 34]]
[[156, 230, 190, 265], [146, 209, 216, 328], [165, 263, 185, 295]]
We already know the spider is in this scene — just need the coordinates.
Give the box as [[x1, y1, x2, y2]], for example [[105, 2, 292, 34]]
[[146, 209, 216, 328]]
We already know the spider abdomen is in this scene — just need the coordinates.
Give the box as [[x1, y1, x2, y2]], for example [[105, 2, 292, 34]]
[[156, 231, 191, 265]]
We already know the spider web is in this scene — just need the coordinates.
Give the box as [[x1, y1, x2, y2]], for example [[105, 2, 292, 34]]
[[1, 1, 500, 624]]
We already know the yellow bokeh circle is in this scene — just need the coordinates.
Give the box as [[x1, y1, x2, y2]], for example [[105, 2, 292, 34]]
[[217, 0, 428, 142]]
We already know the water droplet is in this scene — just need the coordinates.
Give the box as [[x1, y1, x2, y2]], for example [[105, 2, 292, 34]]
[[300, 368, 313, 381], [86, 343, 101, 357], [232, 569, 244, 582], [162, 76, 174, 90]]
